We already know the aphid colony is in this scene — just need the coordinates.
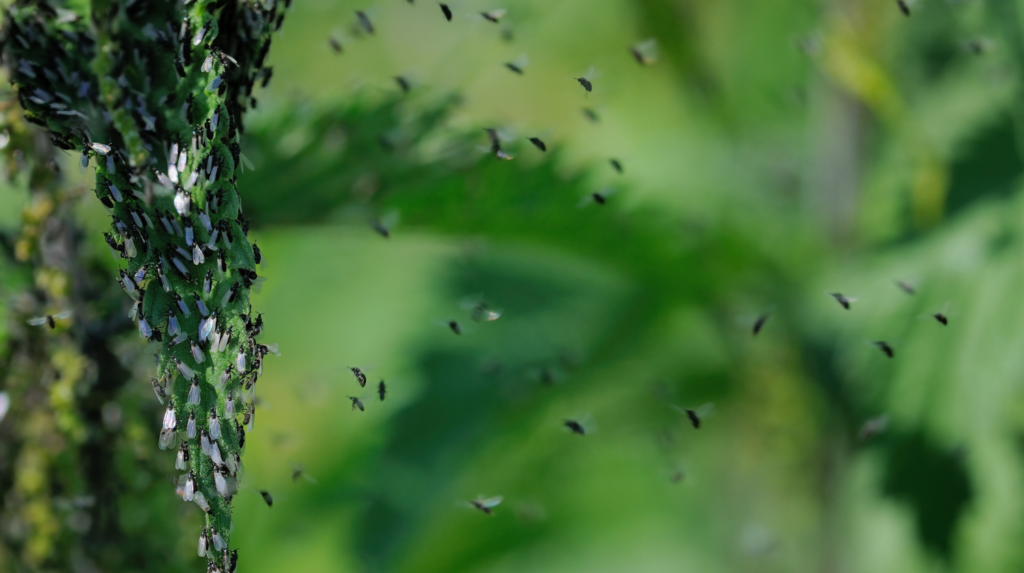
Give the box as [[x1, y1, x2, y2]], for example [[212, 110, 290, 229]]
[[0, 0, 284, 569]]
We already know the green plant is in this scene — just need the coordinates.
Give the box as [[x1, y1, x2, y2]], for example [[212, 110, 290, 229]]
[[1, 1, 284, 570]]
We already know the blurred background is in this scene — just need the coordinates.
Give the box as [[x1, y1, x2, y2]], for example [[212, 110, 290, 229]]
[[6, 0, 1024, 571]]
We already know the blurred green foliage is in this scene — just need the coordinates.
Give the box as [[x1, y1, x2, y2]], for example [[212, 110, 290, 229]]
[[6, 0, 1024, 571]]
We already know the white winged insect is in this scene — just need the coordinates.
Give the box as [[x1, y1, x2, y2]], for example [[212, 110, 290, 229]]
[[481, 127, 516, 160], [460, 295, 502, 322], [371, 210, 400, 239], [827, 292, 858, 310], [464, 495, 503, 516], [504, 53, 529, 75], [629, 38, 659, 65], [291, 463, 319, 484], [27, 311, 72, 329], [479, 8, 507, 23], [858, 414, 889, 442], [672, 402, 715, 429]]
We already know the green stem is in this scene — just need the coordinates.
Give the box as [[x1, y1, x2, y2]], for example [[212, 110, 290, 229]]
[[2, 1, 283, 569]]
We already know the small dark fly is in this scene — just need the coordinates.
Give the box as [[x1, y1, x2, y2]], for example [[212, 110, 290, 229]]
[[528, 137, 546, 152], [378, 380, 387, 401], [328, 34, 343, 53], [874, 341, 895, 358], [629, 38, 658, 65], [372, 211, 400, 238], [440, 3, 452, 21], [480, 9, 506, 23], [394, 76, 412, 94], [504, 54, 529, 74], [582, 108, 599, 123], [752, 313, 770, 336], [673, 403, 714, 429], [259, 490, 273, 507], [27, 311, 72, 329], [829, 292, 857, 310], [291, 464, 318, 483], [564, 419, 586, 435], [896, 0, 910, 16], [469, 495, 503, 515], [349, 367, 367, 387], [447, 320, 461, 334], [253, 242, 262, 265], [484, 128, 513, 159], [580, 188, 616, 207], [965, 38, 993, 55], [858, 415, 889, 442], [609, 158, 623, 173], [923, 302, 954, 326], [575, 67, 599, 94], [356, 11, 374, 34], [896, 280, 916, 295], [348, 395, 365, 412]]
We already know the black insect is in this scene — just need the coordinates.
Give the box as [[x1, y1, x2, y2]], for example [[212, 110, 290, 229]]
[[349, 367, 367, 387], [27, 311, 72, 329], [291, 464, 314, 482], [829, 292, 855, 310], [592, 192, 607, 205], [260, 490, 273, 507], [328, 35, 342, 53], [484, 128, 502, 155], [448, 320, 461, 334], [348, 396, 365, 412], [896, 280, 915, 295], [253, 242, 262, 265], [582, 108, 599, 123], [440, 3, 452, 21], [609, 158, 623, 173], [528, 137, 546, 151], [934, 312, 948, 326], [874, 341, 895, 358], [564, 420, 586, 435], [505, 62, 524, 74], [480, 9, 505, 23], [356, 11, 374, 34], [576, 77, 592, 93], [752, 313, 770, 336], [373, 220, 390, 238], [684, 409, 701, 429], [896, 0, 910, 16], [378, 380, 386, 401], [395, 76, 411, 94]]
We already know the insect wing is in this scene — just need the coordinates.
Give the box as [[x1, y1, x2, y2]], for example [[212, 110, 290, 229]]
[[27, 316, 49, 326], [476, 495, 503, 509]]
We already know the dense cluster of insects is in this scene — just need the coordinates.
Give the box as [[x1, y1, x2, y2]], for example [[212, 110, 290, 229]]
[[1, 0, 284, 569]]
